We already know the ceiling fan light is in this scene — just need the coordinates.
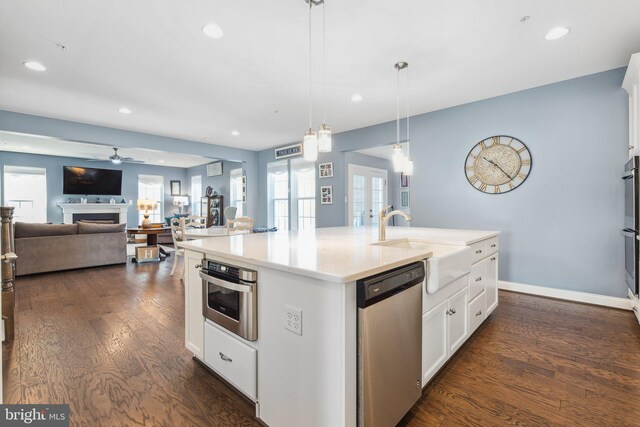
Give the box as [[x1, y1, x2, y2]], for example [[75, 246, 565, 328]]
[[318, 123, 332, 153], [111, 158, 122, 165], [303, 129, 318, 162]]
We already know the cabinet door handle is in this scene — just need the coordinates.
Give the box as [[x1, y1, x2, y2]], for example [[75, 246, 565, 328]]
[[195, 264, 202, 269], [490, 244, 496, 248], [490, 257, 496, 261], [476, 310, 482, 316], [475, 250, 482, 254], [447, 309, 455, 316], [475, 277, 482, 282], [219, 352, 233, 362]]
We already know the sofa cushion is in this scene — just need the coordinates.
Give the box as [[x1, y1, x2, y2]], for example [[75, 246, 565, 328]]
[[14, 222, 78, 238], [77, 222, 126, 234]]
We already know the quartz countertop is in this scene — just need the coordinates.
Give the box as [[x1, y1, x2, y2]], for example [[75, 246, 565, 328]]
[[178, 226, 499, 283]]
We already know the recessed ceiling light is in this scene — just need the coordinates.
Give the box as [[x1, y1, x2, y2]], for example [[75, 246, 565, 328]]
[[545, 26, 570, 40], [202, 24, 224, 39], [231, 130, 240, 136], [351, 94, 363, 102], [118, 107, 132, 114], [21, 145, 30, 149], [23, 61, 46, 71], [158, 160, 165, 164]]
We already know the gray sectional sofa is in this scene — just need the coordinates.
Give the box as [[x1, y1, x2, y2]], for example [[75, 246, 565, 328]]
[[14, 221, 127, 276]]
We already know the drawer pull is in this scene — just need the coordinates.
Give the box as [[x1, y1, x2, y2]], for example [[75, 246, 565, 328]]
[[490, 244, 496, 248], [475, 250, 482, 254], [476, 310, 482, 316], [446, 308, 456, 316], [195, 264, 202, 269], [490, 257, 496, 261], [475, 277, 482, 282], [219, 352, 233, 362]]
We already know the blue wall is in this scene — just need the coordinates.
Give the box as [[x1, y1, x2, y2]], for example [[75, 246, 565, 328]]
[[0, 111, 259, 219], [0, 151, 189, 226], [259, 68, 629, 297]]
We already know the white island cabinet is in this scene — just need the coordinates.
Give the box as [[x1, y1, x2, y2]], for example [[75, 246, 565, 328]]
[[180, 226, 499, 427]]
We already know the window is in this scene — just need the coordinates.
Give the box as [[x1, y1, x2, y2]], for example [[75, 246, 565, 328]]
[[191, 175, 202, 216], [230, 168, 244, 217], [267, 161, 289, 230], [138, 175, 164, 224], [3, 166, 47, 223], [291, 158, 316, 230]]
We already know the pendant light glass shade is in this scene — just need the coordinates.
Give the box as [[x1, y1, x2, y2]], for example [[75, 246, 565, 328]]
[[303, 129, 319, 161], [392, 144, 405, 173], [318, 123, 332, 153], [404, 156, 414, 176]]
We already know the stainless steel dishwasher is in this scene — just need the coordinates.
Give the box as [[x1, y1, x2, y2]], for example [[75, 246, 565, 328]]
[[357, 261, 425, 427]]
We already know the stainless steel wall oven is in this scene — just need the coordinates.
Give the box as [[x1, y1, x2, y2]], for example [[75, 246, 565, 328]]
[[623, 156, 639, 297]]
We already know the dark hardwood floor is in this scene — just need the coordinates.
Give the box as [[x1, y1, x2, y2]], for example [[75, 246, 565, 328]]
[[4, 261, 640, 426]]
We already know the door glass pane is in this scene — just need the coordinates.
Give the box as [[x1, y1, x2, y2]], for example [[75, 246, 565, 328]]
[[371, 176, 384, 226], [352, 174, 365, 227]]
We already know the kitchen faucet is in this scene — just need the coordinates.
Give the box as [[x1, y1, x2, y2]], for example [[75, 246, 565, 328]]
[[379, 206, 412, 241]]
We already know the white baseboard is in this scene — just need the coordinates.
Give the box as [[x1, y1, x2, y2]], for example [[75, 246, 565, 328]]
[[498, 280, 632, 310]]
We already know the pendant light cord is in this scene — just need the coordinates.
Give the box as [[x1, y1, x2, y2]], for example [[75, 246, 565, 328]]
[[322, 1, 327, 125], [396, 66, 400, 145], [308, 1, 313, 129], [406, 64, 410, 157]]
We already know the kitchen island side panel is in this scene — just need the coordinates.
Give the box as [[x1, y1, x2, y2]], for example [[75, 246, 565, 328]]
[[257, 266, 357, 427]]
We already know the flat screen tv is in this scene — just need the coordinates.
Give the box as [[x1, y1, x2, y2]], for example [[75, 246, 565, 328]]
[[63, 166, 123, 195]]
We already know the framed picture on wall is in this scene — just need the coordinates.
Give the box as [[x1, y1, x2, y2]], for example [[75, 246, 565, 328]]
[[320, 186, 333, 204], [401, 190, 410, 208], [319, 162, 334, 178], [170, 180, 181, 196], [206, 161, 223, 177], [400, 173, 410, 188]]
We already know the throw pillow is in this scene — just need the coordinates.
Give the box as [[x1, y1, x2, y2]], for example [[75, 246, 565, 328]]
[[14, 223, 78, 238], [77, 222, 126, 234]]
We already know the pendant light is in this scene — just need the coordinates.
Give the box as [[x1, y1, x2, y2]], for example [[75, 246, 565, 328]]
[[302, 0, 331, 161], [394, 62, 408, 173], [303, 0, 318, 161], [317, 0, 332, 153], [403, 62, 414, 176]]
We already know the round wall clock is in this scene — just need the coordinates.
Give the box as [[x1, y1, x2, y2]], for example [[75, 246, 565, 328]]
[[464, 135, 532, 194]]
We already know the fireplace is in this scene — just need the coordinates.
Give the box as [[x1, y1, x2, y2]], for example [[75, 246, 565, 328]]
[[72, 213, 120, 223], [58, 203, 129, 224]]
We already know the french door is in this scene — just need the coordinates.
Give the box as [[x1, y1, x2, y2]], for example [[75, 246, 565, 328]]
[[347, 164, 388, 227]]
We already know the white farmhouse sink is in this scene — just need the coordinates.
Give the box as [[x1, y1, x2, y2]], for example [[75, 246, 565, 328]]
[[373, 239, 472, 293]]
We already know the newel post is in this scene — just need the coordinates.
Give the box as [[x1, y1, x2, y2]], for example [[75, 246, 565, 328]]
[[1, 206, 16, 341]]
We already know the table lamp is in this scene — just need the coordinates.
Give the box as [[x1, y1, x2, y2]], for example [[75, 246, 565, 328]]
[[137, 199, 158, 228], [173, 196, 189, 214]]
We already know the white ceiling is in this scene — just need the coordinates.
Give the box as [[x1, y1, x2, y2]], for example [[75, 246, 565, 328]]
[[0, 131, 215, 168], [1, 0, 639, 151]]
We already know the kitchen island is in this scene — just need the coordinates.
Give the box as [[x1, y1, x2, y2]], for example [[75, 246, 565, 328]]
[[179, 226, 499, 427]]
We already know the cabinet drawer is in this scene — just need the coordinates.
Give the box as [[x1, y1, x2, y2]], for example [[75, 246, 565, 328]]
[[485, 237, 499, 256], [470, 237, 499, 263], [468, 291, 486, 335], [468, 259, 487, 301], [204, 321, 257, 400]]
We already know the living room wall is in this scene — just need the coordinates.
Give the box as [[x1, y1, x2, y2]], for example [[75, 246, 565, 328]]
[[186, 160, 244, 222], [0, 151, 189, 226]]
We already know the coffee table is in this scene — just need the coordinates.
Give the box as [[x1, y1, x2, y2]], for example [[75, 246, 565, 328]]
[[126, 227, 172, 262]]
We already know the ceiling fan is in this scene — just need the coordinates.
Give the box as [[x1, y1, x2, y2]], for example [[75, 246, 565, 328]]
[[87, 147, 144, 165]]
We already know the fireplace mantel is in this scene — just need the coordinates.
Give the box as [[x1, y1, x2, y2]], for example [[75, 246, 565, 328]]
[[58, 203, 130, 224]]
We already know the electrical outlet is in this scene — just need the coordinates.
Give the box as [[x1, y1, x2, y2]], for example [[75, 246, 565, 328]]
[[285, 305, 302, 335]]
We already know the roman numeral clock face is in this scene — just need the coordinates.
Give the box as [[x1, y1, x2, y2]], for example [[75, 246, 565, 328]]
[[465, 136, 532, 194]]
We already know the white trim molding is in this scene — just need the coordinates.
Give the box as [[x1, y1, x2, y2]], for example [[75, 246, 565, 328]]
[[58, 203, 129, 224], [499, 280, 632, 311]]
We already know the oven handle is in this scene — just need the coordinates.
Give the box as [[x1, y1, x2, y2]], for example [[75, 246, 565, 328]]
[[199, 271, 255, 293], [622, 228, 638, 238], [623, 170, 635, 180]]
